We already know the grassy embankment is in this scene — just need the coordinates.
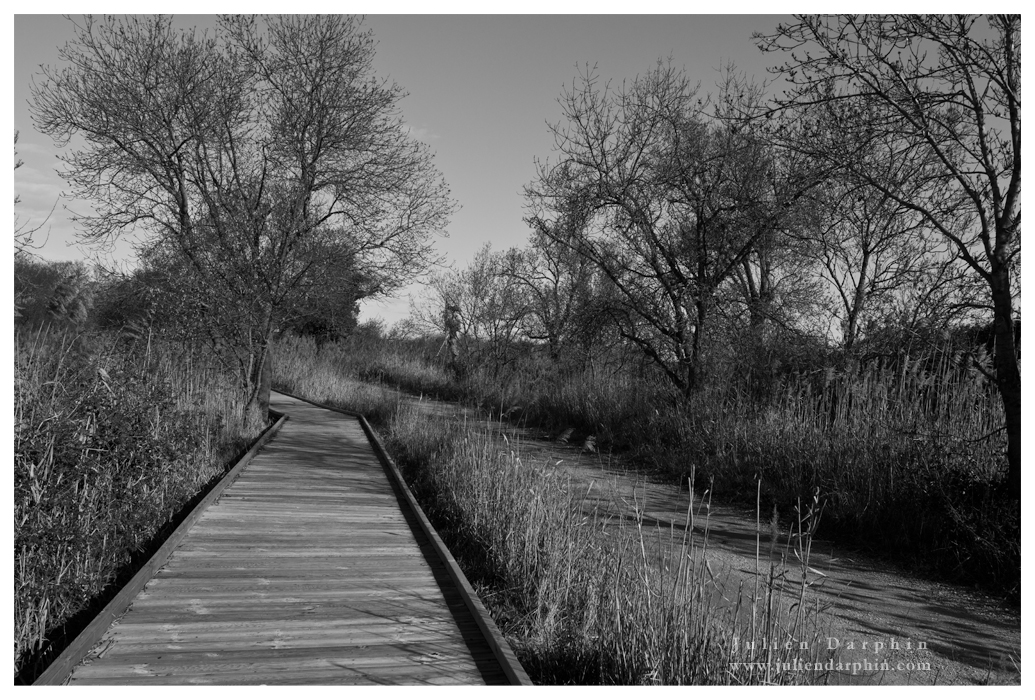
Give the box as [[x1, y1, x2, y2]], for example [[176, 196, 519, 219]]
[[274, 334, 833, 684], [14, 327, 263, 683]]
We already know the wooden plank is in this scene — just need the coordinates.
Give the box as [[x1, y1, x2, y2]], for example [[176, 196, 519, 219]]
[[125, 602, 459, 617], [74, 658, 494, 677], [33, 410, 290, 686], [70, 654, 496, 682], [70, 664, 494, 686], [74, 654, 497, 677], [100, 625, 472, 644], [82, 640, 503, 660]]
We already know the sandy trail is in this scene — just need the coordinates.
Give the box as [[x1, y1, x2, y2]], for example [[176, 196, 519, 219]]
[[391, 390, 1021, 685]]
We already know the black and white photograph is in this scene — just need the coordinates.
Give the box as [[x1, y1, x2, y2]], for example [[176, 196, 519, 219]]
[[10, 7, 1023, 686]]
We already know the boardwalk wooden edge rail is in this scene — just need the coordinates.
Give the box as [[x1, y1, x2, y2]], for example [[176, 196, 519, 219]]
[[34, 410, 290, 686], [273, 388, 533, 686]]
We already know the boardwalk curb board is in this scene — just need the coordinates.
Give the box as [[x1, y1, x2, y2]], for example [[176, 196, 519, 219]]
[[33, 410, 290, 686], [273, 388, 533, 686]]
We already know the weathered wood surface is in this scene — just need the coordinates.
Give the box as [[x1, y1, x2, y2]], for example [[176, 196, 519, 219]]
[[65, 392, 510, 685]]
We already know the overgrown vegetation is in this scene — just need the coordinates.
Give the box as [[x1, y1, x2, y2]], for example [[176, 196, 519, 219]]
[[273, 328, 1019, 600], [273, 332, 404, 424], [272, 337, 833, 684], [13, 255, 265, 683], [387, 407, 835, 684]]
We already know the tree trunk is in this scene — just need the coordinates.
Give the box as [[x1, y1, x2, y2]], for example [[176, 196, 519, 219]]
[[259, 346, 272, 417], [688, 296, 708, 395], [246, 343, 272, 420], [673, 323, 703, 400], [844, 250, 870, 353], [990, 269, 1020, 500]]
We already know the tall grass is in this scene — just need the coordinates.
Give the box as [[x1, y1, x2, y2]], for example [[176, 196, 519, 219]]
[[272, 336, 832, 684], [14, 327, 262, 683], [272, 333, 402, 423], [273, 331, 1018, 596], [383, 407, 830, 684], [630, 365, 1017, 592]]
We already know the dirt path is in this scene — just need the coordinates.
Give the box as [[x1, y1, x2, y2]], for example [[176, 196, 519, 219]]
[[388, 390, 1021, 685], [545, 451, 1019, 684]]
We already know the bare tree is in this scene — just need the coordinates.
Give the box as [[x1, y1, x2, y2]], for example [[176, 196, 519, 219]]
[[507, 222, 606, 364], [526, 62, 807, 396], [415, 244, 528, 379], [757, 14, 1021, 497], [30, 15, 454, 415], [803, 179, 934, 351]]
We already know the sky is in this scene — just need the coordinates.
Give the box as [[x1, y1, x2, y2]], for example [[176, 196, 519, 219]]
[[10, 7, 819, 327]]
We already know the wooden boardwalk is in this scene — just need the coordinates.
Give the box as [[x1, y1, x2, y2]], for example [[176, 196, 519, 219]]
[[62, 391, 518, 685]]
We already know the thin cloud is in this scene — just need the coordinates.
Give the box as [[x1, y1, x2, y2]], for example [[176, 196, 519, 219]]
[[14, 177, 62, 201], [401, 123, 440, 143], [13, 139, 54, 157]]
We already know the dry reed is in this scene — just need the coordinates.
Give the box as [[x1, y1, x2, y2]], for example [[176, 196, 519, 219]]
[[14, 327, 261, 683]]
